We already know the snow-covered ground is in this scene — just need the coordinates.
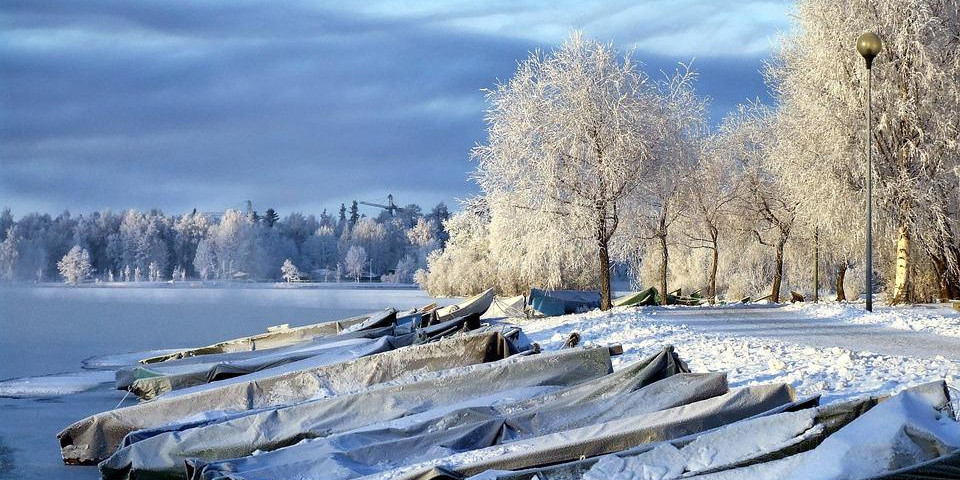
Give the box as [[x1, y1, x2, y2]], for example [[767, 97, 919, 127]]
[[783, 301, 960, 338], [515, 303, 960, 403]]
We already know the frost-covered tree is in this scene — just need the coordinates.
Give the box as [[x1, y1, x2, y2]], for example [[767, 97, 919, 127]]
[[0, 208, 13, 243], [627, 64, 707, 304], [0, 226, 20, 281], [679, 135, 744, 303], [769, 0, 960, 302], [210, 209, 254, 278], [725, 102, 798, 303], [473, 33, 671, 309], [345, 245, 367, 283], [303, 226, 338, 271], [418, 204, 498, 296], [173, 211, 209, 278], [119, 210, 169, 278], [148, 261, 160, 282], [193, 238, 216, 281], [347, 218, 389, 274], [280, 258, 302, 283], [407, 217, 440, 271], [58, 245, 92, 285]]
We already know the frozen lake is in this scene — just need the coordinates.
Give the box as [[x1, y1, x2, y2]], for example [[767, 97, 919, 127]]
[[0, 284, 445, 480]]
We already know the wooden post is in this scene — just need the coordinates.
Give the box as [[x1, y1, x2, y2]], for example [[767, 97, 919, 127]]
[[813, 227, 819, 302]]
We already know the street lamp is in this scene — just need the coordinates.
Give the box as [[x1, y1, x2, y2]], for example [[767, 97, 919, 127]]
[[857, 32, 881, 312]]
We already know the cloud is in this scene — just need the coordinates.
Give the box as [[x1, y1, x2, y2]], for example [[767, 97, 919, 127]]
[[0, 0, 789, 216]]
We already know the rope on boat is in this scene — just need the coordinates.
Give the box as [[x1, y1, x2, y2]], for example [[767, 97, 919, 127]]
[[115, 387, 132, 409]]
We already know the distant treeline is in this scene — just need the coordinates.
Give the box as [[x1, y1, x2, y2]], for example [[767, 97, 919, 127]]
[[0, 201, 450, 283]]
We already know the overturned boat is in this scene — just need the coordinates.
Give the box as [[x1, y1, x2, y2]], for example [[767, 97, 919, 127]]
[[138, 312, 374, 364], [59, 329, 521, 465]]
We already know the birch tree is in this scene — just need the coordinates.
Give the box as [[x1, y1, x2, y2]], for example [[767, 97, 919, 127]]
[[473, 33, 665, 310], [345, 245, 367, 283]]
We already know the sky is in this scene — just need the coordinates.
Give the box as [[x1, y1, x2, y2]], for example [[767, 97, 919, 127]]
[[0, 0, 792, 218]]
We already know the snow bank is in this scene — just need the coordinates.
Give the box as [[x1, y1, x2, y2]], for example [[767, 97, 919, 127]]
[[514, 308, 960, 403], [784, 302, 960, 338]]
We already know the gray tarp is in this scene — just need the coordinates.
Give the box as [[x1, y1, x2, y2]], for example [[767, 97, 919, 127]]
[[469, 383, 955, 480], [139, 312, 380, 364], [190, 371, 725, 480], [384, 383, 797, 480], [120, 325, 400, 399], [679, 382, 957, 480], [99, 344, 639, 480], [59, 331, 520, 465], [155, 313, 493, 401]]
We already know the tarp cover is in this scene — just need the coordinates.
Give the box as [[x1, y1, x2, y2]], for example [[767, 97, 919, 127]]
[[679, 382, 959, 480], [139, 312, 378, 364], [59, 331, 520, 465], [119, 324, 400, 399], [190, 370, 723, 480], [385, 383, 796, 480], [529, 289, 600, 316], [100, 344, 640, 480], [468, 383, 957, 480], [480, 296, 526, 320]]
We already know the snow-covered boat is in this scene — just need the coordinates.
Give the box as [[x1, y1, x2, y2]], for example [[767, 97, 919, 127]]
[[431, 288, 495, 323], [100, 341, 635, 480], [529, 288, 601, 316], [119, 324, 398, 400], [449, 382, 960, 480], [175, 347, 693, 480], [138, 312, 372, 364], [613, 287, 658, 307], [58, 330, 525, 465]]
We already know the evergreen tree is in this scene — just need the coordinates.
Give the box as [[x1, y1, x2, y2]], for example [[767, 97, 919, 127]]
[[348, 201, 360, 231], [263, 208, 279, 228]]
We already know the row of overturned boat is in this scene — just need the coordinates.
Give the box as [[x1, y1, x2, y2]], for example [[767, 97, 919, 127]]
[[53, 288, 960, 480]]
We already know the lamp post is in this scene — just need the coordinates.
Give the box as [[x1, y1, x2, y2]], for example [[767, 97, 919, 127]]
[[857, 32, 882, 312]]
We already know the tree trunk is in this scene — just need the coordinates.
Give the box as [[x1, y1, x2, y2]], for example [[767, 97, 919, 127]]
[[598, 238, 611, 310], [835, 262, 847, 301], [771, 239, 785, 303], [931, 243, 960, 301], [597, 203, 612, 311], [891, 225, 911, 304], [659, 233, 669, 306]]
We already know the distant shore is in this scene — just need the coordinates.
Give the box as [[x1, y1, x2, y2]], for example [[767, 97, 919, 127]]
[[0, 281, 422, 290]]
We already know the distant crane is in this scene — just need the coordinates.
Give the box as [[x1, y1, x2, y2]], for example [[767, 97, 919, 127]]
[[359, 194, 405, 216]]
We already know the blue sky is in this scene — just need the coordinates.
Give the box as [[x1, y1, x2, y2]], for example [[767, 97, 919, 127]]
[[0, 0, 791, 217]]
